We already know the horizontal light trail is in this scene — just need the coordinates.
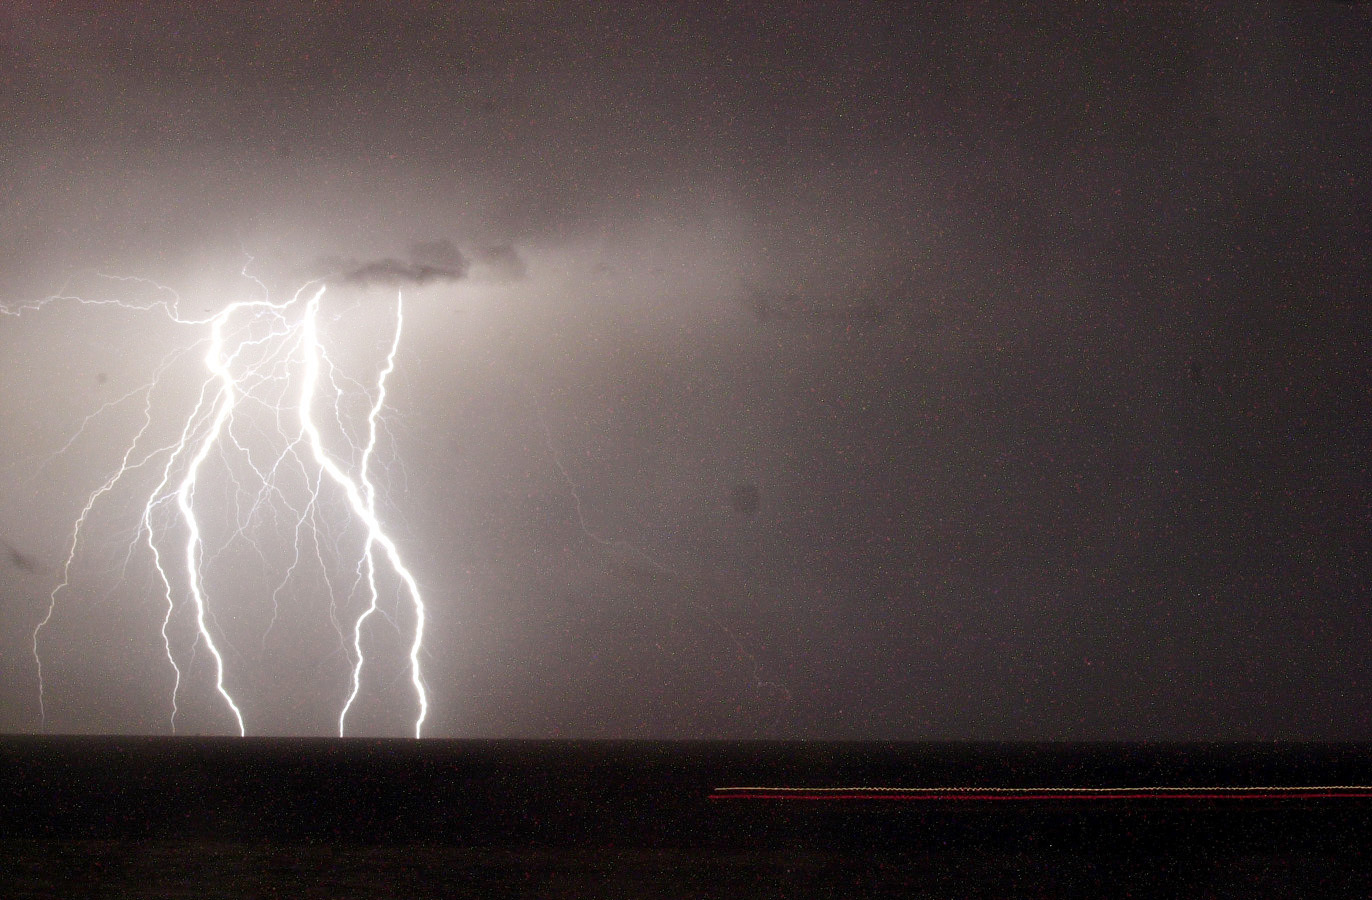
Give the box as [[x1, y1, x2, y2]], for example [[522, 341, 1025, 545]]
[[709, 785, 1372, 801]]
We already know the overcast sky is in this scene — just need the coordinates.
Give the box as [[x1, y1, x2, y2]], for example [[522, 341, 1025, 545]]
[[1, 2, 1369, 739]]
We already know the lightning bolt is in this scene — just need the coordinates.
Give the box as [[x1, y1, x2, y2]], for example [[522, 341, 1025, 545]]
[[11, 270, 430, 737], [297, 288, 428, 738]]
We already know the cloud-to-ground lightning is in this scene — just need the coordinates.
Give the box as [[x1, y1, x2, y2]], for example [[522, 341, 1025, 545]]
[[6, 271, 429, 737], [298, 287, 428, 738]]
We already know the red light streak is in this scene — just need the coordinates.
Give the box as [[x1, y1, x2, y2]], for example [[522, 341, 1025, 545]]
[[709, 786, 1372, 802]]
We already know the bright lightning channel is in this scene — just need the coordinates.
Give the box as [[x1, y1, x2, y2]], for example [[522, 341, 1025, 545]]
[[11, 273, 429, 737]]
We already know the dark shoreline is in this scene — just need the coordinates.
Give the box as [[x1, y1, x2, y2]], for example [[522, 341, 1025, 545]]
[[3, 737, 1369, 845], [3, 739, 1370, 896]]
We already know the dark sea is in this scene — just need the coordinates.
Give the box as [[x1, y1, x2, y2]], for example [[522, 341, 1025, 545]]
[[2, 737, 1369, 897]]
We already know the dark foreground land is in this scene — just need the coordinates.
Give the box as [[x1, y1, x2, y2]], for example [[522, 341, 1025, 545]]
[[2, 738, 1370, 897]]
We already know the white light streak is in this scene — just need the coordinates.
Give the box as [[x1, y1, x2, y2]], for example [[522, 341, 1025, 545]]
[[12, 271, 430, 737]]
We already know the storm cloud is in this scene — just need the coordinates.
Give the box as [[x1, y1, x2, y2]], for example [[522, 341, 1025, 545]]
[[321, 240, 470, 287], [0, 2, 1368, 740]]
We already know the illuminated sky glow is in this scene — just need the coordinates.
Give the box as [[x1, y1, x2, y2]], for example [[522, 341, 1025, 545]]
[[1, 2, 1369, 739], [18, 275, 429, 736]]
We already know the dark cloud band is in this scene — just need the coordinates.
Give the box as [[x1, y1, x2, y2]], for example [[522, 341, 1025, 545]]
[[320, 239, 470, 287]]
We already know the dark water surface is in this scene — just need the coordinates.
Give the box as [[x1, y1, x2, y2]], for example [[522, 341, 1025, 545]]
[[2, 738, 1369, 897]]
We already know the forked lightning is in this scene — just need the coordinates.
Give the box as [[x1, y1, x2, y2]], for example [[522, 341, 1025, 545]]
[[7, 272, 429, 737]]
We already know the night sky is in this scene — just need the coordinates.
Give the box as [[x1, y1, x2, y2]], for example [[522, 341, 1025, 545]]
[[1, 2, 1369, 739]]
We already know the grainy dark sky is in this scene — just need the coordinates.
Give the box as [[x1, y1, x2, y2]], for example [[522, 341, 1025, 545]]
[[1, 2, 1369, 738]]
